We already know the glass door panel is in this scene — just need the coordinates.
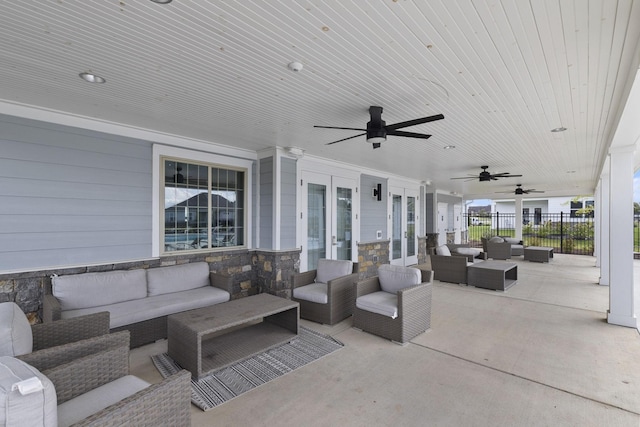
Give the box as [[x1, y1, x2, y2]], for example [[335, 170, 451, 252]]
[[392, 194, 402, 261], [407, 195, 416, 257], [335, 186, 352, 260], [307, 183, 327, 271]]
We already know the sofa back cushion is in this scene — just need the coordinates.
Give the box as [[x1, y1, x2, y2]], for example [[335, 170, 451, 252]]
[[52, 269, 147, 311], [0, 356, 57, 427], [315, 259, 353, 284], [378, 264, 422, 294], [435, 245, 451, 256], [147, 262, 211, 296], [0, 303, 32, 357], [489, 236, 504, 243]]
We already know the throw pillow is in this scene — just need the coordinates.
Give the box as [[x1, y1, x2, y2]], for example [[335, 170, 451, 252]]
[[0, 303, 33, 357]]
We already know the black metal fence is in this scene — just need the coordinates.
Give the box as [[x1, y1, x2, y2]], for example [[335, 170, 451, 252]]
[[463, 212, 595, 255]]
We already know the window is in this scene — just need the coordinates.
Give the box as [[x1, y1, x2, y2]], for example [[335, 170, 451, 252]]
[[162, 158, 245, 253]]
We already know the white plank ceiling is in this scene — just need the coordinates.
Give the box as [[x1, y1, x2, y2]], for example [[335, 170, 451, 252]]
[[1, 0, 639, 199]]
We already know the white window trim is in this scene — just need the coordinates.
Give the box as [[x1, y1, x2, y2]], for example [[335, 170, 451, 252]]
[[152, 144, 253, 257]]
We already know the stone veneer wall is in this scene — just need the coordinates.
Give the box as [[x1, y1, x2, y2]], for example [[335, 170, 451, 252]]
[[357, 240, 390, 280], [417, 236, 428, 265], [425, 233, 439, 254], [0, 248, 300, 324], [252, 249, 301, 299]]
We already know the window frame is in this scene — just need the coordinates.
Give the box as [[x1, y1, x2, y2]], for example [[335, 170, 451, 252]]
[[152, 144, 253, 257]]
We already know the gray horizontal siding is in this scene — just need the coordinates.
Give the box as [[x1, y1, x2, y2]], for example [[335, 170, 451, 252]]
[[259, 157, 273, 248], [0, 114, 152, 271], [280, 158, 296, 248], [360, 174, 387, 241]]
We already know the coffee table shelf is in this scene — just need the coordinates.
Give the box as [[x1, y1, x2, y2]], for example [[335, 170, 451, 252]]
[[168, 293, 299, 379]]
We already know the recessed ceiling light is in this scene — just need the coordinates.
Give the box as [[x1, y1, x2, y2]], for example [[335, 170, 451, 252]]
[[288, 61, 303, 72], [551, 127, 567, 132], [79, 72, 106, 83], [443, 145, 455, 150], [150, 0, 172, 3]]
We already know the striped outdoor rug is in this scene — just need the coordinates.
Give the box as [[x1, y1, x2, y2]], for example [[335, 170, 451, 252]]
[[151, 326, 343, 411]]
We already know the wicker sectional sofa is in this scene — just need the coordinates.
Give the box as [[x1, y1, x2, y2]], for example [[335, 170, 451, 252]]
[[44, 262, 233, 348]]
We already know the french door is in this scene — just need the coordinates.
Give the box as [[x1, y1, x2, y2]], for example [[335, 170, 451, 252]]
[[301, 172, 358, 271], [389, 186, 419, 266]]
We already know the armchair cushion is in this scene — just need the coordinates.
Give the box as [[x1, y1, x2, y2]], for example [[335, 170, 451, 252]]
[[355, 291, 398, 319], [292, 283, 328, 304], [0, 356, 57, 427], [489, 236, 504, 243], [435, 245, 451, 256], [0, 303, 32, 357], [52, 269, 147, 310], [57, 375, 150, 427], [454, 247, 482, 257], [378, 264, 421, 294], [503, 237, 521, 244], [316, 259, 353, 283]]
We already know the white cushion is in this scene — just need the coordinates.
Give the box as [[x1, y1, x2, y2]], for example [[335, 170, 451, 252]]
[[356, 291, 398, 319], [0, 356, 57, 427], [316, 259, 353, 284], [435, 245, 451, 256], [503, 237, 520, 244], [293, 283, 328, 304], [147, 262, 211, 296], [52, 269, 147, 310], [57, 375, 149, 427], [489, 236, 504, 243], [0, 303, 33, 357], [377, 264, 422, 294], [455, 247, 482, 257], [62, 286, 230, 329]]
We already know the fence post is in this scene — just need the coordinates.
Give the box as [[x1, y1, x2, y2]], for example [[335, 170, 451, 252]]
[[560, 212, 564, 254], [496, 212, 500, 236]]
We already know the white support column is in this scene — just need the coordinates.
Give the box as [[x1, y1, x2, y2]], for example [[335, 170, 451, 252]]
[[599, 170, 610, 284], [515, 196, 523, 240], [607, 145, 637, 328], [594, 181, 601, 268]]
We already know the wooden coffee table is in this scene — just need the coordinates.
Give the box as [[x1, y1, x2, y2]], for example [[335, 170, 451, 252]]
[[167, 293, 299, 379], [467, 261, 518, 291]]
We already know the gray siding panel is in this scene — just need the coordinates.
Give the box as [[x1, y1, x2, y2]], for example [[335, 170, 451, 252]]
[[259, 157, 273, 248], [360, 174, 387, 241], [279, 158, 297, 248], [0, 114, 152, 271]]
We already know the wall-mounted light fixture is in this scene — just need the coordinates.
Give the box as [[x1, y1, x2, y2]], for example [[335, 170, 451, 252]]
[[372, 183, 382, 201]]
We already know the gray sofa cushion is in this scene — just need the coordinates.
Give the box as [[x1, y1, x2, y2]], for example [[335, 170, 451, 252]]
[[377, 264, 422, 294], [455, 247, 482, 257], [52, 269, 147, 310], [0, 303, 32, 357], [503, 237, 521, 244], [316, 259, 353, 284], [0, 356, 57, 427], [62, 286, 231, 329], [57, 375, 149, 427], [435, 245, 451, 256], [147, 262, 210, 296], [355, 291, 398, 319], [489, 236, 504, 243], [293, 283, 328, 304]]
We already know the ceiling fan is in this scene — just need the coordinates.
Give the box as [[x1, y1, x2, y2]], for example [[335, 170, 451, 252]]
[[314, 106, 444, 149], [451, 166, 522, 182], [497, 184, 544, 195]]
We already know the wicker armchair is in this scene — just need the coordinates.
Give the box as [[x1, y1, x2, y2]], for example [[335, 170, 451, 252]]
[[482, 237, 513, 260], [1, 331, 192, 426], [429, 253, 471, 284], [353, 264, 432, 344], [291, 259, 359, 325]]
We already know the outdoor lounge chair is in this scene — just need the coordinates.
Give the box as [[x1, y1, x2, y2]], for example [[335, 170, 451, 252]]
[[482, 237, 519, 260], [429, 244, 485, 284], [353, 264, 432, 344], [291, 259, 359, 325], [0, 302, 112, 371], [0, 331, 191, 427]]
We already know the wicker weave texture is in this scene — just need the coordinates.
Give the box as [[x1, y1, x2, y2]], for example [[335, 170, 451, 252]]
[[353, 275, 432, 344], [291, 264, 359, 325], [429, 254, 470, 284], [32, 311, 110, 351], [524, 246, 554, 262]]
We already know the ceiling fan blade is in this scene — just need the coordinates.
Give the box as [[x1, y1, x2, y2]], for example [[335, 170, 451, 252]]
[[493, 173, 523, 178], [314, 125, 367, 131], [325, 133, 366, 145], [385, 130, 432, 139], [386, 114, 445, 130], [450, 175, 476, 180], [529, 190, 544, 193]]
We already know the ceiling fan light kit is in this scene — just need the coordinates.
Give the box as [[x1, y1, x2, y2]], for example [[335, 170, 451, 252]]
[[451, 166, 522, 182], [315, 105, 444, 149]]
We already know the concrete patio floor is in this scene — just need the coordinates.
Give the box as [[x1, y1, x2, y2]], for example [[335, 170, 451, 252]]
[[130, 254, 640, 426]]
